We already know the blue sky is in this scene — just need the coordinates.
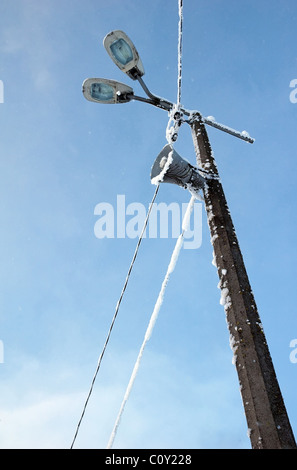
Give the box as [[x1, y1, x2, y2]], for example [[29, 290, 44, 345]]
[[0, 0, 297, 449]]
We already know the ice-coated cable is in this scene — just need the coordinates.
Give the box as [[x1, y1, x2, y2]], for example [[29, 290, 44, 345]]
[[166, 0, 184, 143], [177, 0, 183, 109], [106, 194, 196, 449], [70, 184, 160, 449]]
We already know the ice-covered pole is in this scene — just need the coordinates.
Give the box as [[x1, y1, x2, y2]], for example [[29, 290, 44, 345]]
[[190, 112, 296, 449]]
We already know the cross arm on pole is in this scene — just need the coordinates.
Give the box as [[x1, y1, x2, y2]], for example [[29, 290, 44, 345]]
[[134, 76, 255, 144]]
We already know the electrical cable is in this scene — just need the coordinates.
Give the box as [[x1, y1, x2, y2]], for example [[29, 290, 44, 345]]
[[72, 0, 186, 449], [106, 194, 196, 449], [166, 0, 184, 143], [106, 2, 188, 447], [177, 0, 183, 109], [70, 184, 160, 449]]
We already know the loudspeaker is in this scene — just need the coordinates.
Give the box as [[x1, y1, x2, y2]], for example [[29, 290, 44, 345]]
[[151, 144, 205, 195]]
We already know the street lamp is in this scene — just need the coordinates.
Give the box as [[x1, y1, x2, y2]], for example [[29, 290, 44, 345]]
[[82, 78, 134, 104], [82, 30, 296, 449], [103, 30, 145, 80], [86, 30, 255, 144]]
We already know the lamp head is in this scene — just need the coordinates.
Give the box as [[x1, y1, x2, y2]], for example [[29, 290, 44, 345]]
[[82, 78, 134, 104], [103, 30, 145, 80]]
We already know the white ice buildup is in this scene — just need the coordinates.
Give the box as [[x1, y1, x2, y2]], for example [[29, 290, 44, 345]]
[[241, 130, 250, 138], [106, 195, 195, 449], [151, 149, 174, 185]]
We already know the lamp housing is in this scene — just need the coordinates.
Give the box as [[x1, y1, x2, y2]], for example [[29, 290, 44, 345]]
[[104, 30, 145, 80], [82, 78, 134, 104]]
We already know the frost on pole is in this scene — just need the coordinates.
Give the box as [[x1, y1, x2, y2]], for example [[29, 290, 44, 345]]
[[191, 115, 296, 449]]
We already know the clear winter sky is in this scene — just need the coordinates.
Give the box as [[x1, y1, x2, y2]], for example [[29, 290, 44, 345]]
[[0, 0, 297, 449]]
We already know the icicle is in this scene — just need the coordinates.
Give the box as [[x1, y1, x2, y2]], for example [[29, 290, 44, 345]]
[[106, 195, 195, 449]]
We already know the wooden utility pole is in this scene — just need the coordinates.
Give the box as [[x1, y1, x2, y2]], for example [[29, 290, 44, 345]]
[[191, 113, 296, 449]]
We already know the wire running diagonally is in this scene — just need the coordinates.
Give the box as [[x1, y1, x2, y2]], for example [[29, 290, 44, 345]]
[[70, 184, 160, 449], [106, 194, 196, 449], [72, 0, 186, 450]]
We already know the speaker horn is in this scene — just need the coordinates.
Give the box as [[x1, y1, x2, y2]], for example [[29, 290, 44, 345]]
[[150, 144, 205, 195]]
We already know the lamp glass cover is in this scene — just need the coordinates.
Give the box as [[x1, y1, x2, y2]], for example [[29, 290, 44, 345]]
[[90, 82, 114, 101], [110, 38, 133, 66]]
